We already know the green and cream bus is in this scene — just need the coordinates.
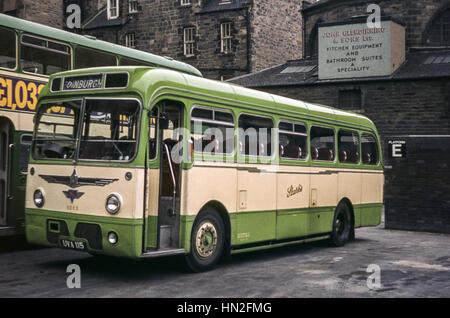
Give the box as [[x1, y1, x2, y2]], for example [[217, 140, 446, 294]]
[[25, 66, 383, 271], [0, 13, 202, 236]]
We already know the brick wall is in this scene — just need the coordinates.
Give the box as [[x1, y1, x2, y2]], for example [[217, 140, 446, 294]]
[[303, 0, 450, 56], [383, 136, 450, 234]]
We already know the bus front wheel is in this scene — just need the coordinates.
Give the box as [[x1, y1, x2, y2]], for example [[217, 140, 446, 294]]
[[330, 202, 352, 247], [186, 208, 225, 272]]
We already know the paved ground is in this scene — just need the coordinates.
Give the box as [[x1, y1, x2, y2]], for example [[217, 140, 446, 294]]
[[1, 221, 449, 298]]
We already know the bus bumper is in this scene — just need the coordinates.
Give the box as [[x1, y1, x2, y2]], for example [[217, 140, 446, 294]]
[[25, 208, 143, 258]]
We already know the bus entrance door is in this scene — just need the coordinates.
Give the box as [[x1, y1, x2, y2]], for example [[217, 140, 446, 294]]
[[0, 119, 12, 226], [157, 104, 183, 250]]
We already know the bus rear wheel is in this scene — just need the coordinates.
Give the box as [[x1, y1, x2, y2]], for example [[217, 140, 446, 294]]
[[186, 208, 225, 272], [330, 202, 352, 247]]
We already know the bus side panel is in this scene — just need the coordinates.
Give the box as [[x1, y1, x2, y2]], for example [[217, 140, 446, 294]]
[[180, 165, 237, 248], [338, 170, 362, 227], [275, 165, 310, 240], [360, 172, 384, 226], [309, 166, 338, 234], [235, 166, 277, 244]]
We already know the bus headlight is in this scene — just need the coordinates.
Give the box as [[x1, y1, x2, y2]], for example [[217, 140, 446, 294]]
[[33, 189, 45, 208], [106, 194, 121, 215], [108, 232, 118, 245]]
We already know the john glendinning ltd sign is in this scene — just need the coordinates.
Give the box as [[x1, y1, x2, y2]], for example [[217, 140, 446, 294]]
[[318, 18, 405, 80], [63, 74, 103, 90]]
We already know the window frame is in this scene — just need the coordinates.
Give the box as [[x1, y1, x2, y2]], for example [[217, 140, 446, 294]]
[[190, 105, 236, 157], [183, 27, 196, 57], [360, 132, 380, 166], [78, 97, 142, 164], [309, 125, 337, 163], [107, 0, 120, 20], [337, 129, 361, 165], [125, 33, 136, 48], [278, 119, 308, 162], [0, 26, 18, 71], [220, 22, 233, 54], [19, 33, 72, 76], [338, 89, 362, 110], [74, 46, 118, 69], [237, 112, 275, 159], [128, 0, 138, 13]]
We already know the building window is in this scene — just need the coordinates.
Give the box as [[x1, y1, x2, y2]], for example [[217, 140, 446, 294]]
[[180, 0, 191, 5], [221, 22, 232, 54], [338, 89, 362, 110], [425, 9, 450, 46], [107, 0, 119, 20], [184, 27, 195, 57], [126, 33, 136, 48], [128, 0, 138, 13]]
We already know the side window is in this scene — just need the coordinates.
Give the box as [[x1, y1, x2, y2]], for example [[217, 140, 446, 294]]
[[0, 27, 16, 69], [238, 114, 273, 157], [310, 126, 335, 161], [20, 34, 71, 75], [75, 46, 117, 69], [120, 57, 154, 67], [190, 107, 235, 154], [361, 133, 379, 165], [279, 121, 307, 160], [338, 130, 360, 164]]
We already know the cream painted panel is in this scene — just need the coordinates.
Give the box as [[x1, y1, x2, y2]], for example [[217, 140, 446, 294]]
[[310, 167, 338, 207], [338, 171, 362, 205], [276, 166, 310, 210], [26, 164, 145, 219], [0, 112, 19, 130], [146, 168, 160, 217], [181, 165, 237, 216], [361, 172, 384, 204], [237, 164, 276, 212]]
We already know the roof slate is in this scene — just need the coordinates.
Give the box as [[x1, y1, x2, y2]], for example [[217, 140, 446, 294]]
[[228, 49, 450, 87]]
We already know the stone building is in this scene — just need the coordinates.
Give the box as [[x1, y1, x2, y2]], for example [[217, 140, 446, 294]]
[[77, 0, 306, 80], [0, 0, 64, 29], [230, 0, 450, 233]]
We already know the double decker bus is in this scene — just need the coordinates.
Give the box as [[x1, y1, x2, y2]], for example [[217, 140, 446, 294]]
[[26, 66, 383, 272], [0, 13, 202, 236]]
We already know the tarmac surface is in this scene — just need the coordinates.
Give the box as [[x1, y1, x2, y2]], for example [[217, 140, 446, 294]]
[[0, 221, 449, 298]]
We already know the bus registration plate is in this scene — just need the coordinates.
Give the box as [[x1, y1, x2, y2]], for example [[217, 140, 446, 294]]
[[60, 239, 86, 251]]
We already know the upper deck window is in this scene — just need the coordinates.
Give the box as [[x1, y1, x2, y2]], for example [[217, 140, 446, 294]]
[[0, 27, 16, 70], [20, 34, 71, 75], [75, 46, 117, 69], [279, 121, 308, 160], [190, 107, 235, 155], [119, 57, 154, 66]]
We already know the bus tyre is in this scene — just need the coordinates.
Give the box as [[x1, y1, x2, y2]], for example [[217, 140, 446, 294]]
[[330, 202, 352, 247], [186, 209, 225, 272]]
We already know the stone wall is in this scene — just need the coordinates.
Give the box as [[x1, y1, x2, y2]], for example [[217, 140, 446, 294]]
[[249, 0, 303, 72]]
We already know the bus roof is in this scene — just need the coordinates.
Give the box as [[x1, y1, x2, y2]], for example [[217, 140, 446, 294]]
[[43, 66, 378, 132], [0, 13, 203, 78]]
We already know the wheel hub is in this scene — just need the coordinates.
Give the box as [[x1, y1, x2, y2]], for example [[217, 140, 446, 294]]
[[195, 222, 218, 258]]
